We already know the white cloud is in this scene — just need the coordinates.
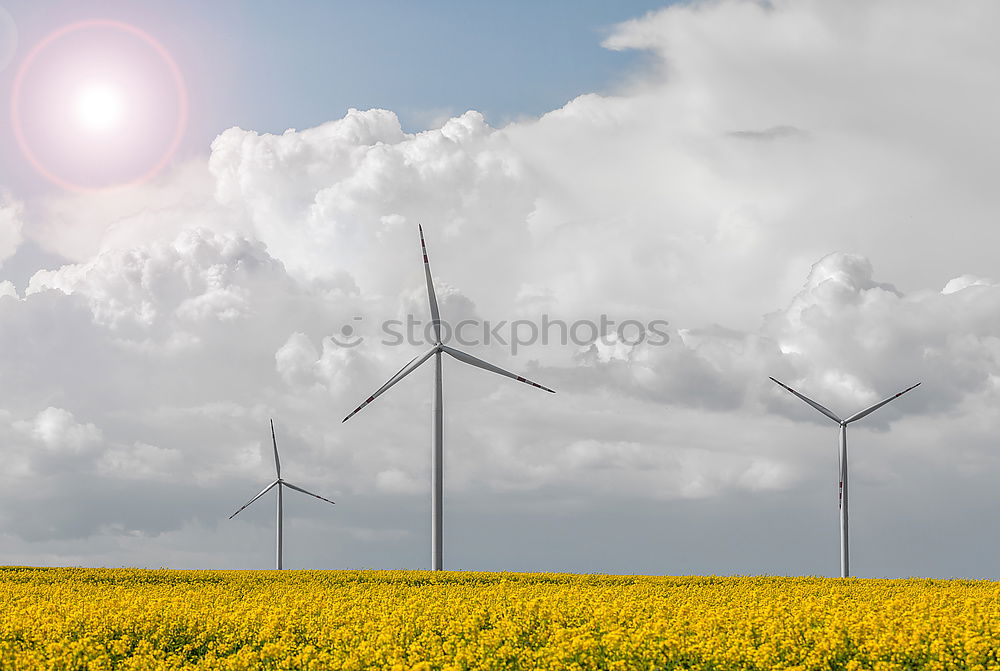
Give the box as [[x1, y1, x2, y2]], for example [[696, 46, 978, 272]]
[[19, 407, 102, 453], [942, 275, 994, 295], [275, 332, 321, 387], [375, 468, 423, 495], [98, 442, 183, 480], [0, 191, 24, 265]]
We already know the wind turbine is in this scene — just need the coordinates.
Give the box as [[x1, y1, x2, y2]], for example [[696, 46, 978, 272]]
[[228, 419, 336, 570], [768, 377, 920, 578], [343, 225, 554, 571]]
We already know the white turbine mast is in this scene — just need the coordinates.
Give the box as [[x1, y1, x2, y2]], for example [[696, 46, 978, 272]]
[[769, 377, 920, 578], [228, 419, 336, 570], [343, 225, 555, 571]]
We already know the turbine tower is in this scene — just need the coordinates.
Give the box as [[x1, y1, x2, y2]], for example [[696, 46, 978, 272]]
[[343, 225, 554, 571], [769, 377, 920, 578], [229, 419, 336, 570]]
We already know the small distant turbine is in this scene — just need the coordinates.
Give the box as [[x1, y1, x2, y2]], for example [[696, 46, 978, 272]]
[[343, 225, 555, 571], [228, 420, 336, 570], [769, 377, 920, 578]]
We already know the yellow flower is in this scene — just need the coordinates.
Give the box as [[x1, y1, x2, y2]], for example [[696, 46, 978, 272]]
[[3, 568, 1000, 669]]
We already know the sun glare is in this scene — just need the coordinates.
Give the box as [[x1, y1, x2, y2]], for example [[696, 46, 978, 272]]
[[75, 83, 125, 133], [10, 19, 188, 191]]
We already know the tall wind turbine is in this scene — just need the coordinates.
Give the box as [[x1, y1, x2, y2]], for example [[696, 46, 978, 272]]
[[769, 377, 920, 578], [343, 225, 554, 571], [228, 419, 336, 570]]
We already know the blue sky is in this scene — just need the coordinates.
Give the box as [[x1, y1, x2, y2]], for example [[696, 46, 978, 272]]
[[1, 0, 673, 188]]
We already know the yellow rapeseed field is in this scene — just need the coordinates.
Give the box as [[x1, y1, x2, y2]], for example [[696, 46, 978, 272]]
[[2, 568, 1000, 670]]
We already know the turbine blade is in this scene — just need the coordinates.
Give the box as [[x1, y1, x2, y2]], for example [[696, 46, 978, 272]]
[[228, 480, 280, 519], [768, 376, 842, 423], [342, 347, 438, 422], [283, 481, 337, 507], [270, 419, 281, 479], [440, 344, 555, 393], [843, 382, 921, 424], [418, 225, 442, 343]]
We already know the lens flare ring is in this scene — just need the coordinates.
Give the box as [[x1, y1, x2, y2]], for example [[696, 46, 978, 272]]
[[10, 19, 188, 192]]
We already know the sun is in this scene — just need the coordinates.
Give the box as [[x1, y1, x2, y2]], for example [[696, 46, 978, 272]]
[[74, 83, 126, 133], [10, 19, 188, 191]]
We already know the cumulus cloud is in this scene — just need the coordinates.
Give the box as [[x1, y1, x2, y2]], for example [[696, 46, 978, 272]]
[[0, 0, 998, 576], [208, 109, 536, 298], [550, 250, 1000, 429], [19, 407, 102, 453], [0, 191, 24, 266]]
